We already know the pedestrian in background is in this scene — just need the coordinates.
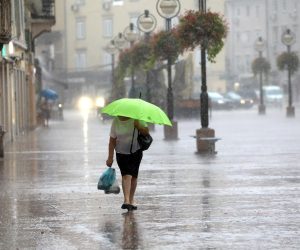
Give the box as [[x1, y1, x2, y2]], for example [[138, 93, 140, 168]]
[[106, 116, 149, 211], [40, 99, 51, 127]]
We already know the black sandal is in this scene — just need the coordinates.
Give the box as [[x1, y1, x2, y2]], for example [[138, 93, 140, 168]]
[[121, 204, 133, 211]]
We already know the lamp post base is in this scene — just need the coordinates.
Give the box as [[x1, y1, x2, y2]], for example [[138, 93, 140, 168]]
[[286, 106, 295, 117], [196, 128, 216, 154], [258, 105, 266, 115], [164, 120, 178, 140]]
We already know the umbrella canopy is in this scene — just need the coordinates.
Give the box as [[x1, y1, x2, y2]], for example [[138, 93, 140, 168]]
[[101, 98, 172, 126], [40, 88, 58, 100]]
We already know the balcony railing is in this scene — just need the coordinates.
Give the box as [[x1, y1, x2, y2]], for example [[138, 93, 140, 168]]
[[27, 0, 56, 39], [27, 0, 55, 19], [0, 0, 12, 44]]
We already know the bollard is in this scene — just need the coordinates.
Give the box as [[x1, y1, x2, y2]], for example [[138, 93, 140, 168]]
[[0, 125, 6, 158]]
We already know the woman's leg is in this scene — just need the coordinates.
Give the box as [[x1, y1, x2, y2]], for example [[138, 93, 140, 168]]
[[122, 175, 132, 204], [129, 177, 137, 205]]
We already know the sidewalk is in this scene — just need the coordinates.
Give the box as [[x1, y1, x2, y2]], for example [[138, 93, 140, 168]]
[[0, 108, 299, 249]]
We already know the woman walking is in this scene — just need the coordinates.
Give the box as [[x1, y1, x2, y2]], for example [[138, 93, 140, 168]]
[[106, 116, 149, 211]]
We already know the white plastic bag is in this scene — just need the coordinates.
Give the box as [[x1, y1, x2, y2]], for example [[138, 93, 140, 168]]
[[104, 178, 120, 194]]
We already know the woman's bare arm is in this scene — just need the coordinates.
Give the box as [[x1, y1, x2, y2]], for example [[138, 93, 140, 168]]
[[134, 120, 149, 135], [106, 136, 116, 167]]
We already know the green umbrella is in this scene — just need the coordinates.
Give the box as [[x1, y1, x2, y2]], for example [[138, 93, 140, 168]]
[[101, 98, 172, 126]]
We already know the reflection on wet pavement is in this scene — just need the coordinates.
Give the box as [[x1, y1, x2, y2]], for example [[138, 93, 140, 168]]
[[0, 109, 299, 249]]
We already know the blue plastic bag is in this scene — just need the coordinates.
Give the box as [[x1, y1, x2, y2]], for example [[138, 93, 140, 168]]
[[97, 168, 116, 190]]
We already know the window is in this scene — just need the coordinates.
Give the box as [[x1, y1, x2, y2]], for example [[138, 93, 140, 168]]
[[256, 29, 262, 37], [113, 0, 123, 6], [273, 26, 278, 43], [75, 50, 87, 69], [75, 0, 85, 5], [236, 32, 240, 42], [255, 5, 260, 17], [103, 18, 113, 37], [103, 52, 112, 70], [246, 6, 250, 17], [130, 16, 138, 27], [282, 0, 287, 10], [293, 25, 298, 34], [129, 12, 139, 26], [76, 18, 86, 39], [245, 55, 250, 71], [172, 17, 179, 28], [273, 0, 278, 12]]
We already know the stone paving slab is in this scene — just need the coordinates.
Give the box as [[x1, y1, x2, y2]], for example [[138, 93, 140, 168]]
[[0, 108, 299, 249]]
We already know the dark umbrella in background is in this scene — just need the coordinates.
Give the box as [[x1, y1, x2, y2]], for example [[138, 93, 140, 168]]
[[40, 88, 58, 100]]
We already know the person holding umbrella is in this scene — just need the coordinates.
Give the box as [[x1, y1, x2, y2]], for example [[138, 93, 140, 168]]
[[103, 98, 172, 211], [39, 89, 58, 127], [40, 98, 51, 127], [106, 116, 149, 211]]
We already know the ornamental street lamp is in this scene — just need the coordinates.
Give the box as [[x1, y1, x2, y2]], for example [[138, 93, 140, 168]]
[[255, 36, 266, 115], [137, 10, 157, 35], [157, 0, 180, 140], [137, 10, 157, 101], [114, 32, 127, 50], [281, 29, 296, 117], [123, 23, 140, 98]]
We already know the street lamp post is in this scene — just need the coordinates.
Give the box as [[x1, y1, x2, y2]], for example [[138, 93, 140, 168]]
[[196, 0, 217, 154], [104, 40, 117, 88], [255, 37, 266, 115], [123, 23, 139, 98], [198, 0, 209, 129], [281, 29, 296, 117], [156, 0, 180, 140], [137, 10, 157, 102]]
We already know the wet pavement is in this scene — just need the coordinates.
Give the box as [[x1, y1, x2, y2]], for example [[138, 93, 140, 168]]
[[0, 107, 299, 249]]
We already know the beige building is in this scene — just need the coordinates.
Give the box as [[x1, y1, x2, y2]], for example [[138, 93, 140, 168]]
[[0, 0, 55, 150], [43, 0, 226, 107], [225, 0, 300, 98]]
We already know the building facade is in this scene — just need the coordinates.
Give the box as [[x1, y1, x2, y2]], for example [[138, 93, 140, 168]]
[[39, 0, 227, 108], [225, 0, 300, 98], [0, 0, 56, 147]]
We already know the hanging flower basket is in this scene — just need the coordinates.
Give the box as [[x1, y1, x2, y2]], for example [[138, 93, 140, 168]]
[[177, 10, 228, 62], [252, 57, 271, 75], [130, 42, 154, 70], [151, 30, 180, 63], [277, 52, 299, 74]]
